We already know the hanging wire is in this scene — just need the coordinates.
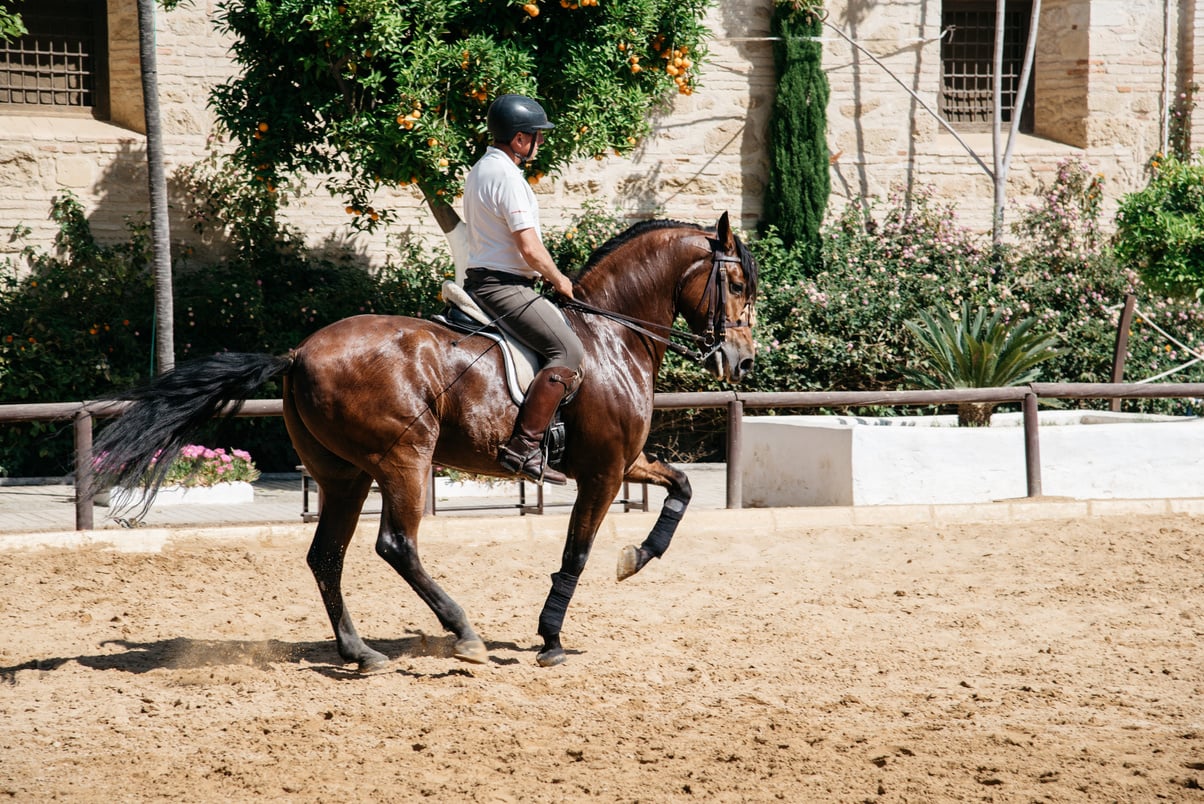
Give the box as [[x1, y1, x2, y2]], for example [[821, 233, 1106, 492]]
[[1130, 302, 1204, 384]]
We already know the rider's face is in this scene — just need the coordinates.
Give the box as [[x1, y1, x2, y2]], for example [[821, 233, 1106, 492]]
[[516, 130, 545, 153]]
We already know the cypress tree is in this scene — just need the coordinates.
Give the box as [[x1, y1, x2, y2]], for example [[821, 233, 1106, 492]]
[[763, 2, 830, 272]]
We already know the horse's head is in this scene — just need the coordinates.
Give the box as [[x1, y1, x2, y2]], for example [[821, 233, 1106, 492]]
[[677, 212, 758, 383]]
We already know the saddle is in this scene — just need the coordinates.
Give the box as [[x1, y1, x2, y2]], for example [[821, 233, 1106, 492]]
[[432, 280, 568, 469], [432, 280, 540, 406]]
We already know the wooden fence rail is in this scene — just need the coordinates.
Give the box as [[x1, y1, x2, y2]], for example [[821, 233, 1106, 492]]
[[2, 382, 1204, 531]]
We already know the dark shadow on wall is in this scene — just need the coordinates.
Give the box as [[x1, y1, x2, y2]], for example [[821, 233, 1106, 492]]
[[611, 2, 776, 233], [717, 0, 775, 234], [831, 0, 878, 206], [83, 139, 379, 272]]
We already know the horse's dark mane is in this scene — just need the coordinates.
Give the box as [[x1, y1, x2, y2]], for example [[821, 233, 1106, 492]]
[[576, 218, 758, 298]]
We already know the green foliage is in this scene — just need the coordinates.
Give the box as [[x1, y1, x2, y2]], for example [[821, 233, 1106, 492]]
[[762, 1, 828, 266], [1169, 85, 1198, 161], [0, 195, 156, 476], [733, 158, 1204, 443], [175, 135, 301, 260], [209, 0, 712, 228], [0, 3, 26, 42], [903, 301, 1063, 426], [0, 192, 450, 477], [903, 302, 1063, 391], [748, 186, 993, 395], [543, 200, 627, 274], [1114, 152, 1204, 298]]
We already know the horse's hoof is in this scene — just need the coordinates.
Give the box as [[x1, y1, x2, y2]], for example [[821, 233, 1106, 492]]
[[536, 647, 567, 668], [453, 638, 489, 665], [357, 653, 393, 674], [616, 545, 640, 581]]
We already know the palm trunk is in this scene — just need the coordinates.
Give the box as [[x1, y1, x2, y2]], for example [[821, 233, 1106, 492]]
[[138, 0, 174, 374], [957, 402, 995, 427]]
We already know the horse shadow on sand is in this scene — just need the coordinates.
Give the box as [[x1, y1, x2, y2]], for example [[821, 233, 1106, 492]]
[[0, 633, 577, 683]]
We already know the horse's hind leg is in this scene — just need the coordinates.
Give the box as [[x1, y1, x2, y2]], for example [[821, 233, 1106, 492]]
[[306, 472, 386, 672], [616, 451, 693, 581], [374, 469, 488, 665]]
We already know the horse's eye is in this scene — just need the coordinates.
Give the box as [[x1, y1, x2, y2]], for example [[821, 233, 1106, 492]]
[[730, 282, 745, 294]]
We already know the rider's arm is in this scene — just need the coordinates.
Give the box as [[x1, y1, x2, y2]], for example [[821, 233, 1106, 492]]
[[513, 227, 575, 300]]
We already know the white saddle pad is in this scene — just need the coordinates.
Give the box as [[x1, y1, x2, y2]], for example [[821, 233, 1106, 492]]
[[439, 281, 539, 405]]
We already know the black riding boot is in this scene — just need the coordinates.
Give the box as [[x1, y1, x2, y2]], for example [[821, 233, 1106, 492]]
[[499, 366, 576, 485]]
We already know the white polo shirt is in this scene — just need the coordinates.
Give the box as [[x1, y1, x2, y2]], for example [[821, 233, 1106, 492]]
[[462, 146, 542, 279]]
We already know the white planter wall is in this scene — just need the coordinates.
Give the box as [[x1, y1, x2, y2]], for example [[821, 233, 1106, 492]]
[[741, 412, 1204, 507], [101, 481, 254, 508]]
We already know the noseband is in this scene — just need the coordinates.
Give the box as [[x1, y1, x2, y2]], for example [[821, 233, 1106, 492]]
[[562, 241, 750, 365]]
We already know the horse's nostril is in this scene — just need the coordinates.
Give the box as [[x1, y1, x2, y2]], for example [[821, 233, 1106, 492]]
[[738, 358, 754, 377]]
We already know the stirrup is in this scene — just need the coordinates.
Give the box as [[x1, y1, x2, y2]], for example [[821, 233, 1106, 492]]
[[499, 444, 566, 486]]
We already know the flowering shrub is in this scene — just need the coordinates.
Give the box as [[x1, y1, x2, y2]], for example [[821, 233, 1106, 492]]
[[746, 186, 994, 395], [159, 445, 260, 487], [1115, 151, 1204, 298]]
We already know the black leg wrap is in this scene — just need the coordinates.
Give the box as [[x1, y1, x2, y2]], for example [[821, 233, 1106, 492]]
[[641, 494, 689, 559], [537, 571, 579, 638]]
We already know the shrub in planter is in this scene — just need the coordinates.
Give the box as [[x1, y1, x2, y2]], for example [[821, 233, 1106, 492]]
[[100, 445, 261, 509], [903, 301, 1064, 426], [159, 445, 261, 487]]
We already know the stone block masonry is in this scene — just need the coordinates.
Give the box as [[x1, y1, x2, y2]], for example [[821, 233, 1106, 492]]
[[0, 0, 1198, 273]]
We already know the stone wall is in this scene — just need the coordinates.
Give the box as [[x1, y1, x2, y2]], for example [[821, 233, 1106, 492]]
[[822, 0, 1198, 229], [0, 1, 1199, 274]]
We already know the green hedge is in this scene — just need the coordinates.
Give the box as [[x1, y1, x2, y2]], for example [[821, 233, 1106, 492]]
[[5, 159, 1204, 473]]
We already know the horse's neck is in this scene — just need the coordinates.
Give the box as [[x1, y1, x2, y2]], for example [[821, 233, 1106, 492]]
[[577, 236, 689, 326]]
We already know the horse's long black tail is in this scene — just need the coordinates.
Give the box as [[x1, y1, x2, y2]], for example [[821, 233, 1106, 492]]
[[90, 352, 293, 510]]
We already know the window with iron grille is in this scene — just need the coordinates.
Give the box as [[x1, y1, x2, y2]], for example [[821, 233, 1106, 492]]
[[0, 0, 108, 117], [940, 0, 1033, 132]]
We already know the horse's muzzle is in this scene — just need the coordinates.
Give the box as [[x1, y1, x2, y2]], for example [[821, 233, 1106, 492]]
[[708, 341, 755, 383]]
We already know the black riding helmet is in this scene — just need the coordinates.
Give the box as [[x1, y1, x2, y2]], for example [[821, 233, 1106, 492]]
[[487, 94, 555, 144]]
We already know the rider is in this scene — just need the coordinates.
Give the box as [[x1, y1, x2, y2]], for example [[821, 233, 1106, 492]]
[[462, 94, 584, 486]]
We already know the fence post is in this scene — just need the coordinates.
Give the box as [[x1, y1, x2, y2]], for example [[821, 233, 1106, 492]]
[[1109, 293, 1136, 412], [1023, 392, 1042, 497], [74, 410, 94, 531], [726, 399, 743, 509]]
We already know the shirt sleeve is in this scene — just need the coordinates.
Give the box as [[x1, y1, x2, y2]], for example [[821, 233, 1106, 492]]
[[497, 177, 539, 233]]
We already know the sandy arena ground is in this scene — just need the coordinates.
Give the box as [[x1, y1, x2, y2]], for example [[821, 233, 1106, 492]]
[[2, 511, 1203, 802]]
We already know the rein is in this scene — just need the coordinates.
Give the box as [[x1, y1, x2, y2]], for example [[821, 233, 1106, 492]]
[[561, 247, 747, 364]]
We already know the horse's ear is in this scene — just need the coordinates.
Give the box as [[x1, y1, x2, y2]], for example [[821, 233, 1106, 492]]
[[716, 211, 736, 252]]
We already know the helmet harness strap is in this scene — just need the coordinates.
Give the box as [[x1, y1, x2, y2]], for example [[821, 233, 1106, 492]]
[[516, 131, 537, 167]]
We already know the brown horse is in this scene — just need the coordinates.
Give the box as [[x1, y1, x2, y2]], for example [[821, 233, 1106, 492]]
[[91, 213, 758, 671]]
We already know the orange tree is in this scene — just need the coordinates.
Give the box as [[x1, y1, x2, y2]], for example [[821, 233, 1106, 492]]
[[210, 0, 711, 235]]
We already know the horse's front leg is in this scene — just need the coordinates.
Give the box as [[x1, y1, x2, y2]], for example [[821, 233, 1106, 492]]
[[615, 451, 692, 581], [536, 472, 624, 668]]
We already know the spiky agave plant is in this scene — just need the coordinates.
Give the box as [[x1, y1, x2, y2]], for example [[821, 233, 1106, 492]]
[[903, 301, 1065, 426]]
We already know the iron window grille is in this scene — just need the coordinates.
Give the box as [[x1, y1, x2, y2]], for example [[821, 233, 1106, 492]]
[[0, 0, 108, 118], [940, 0, 1033, 132]]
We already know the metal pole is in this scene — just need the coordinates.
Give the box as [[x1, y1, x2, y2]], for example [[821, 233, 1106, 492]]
[[73, 411, 94, 531], [1110, 293, 1137, 411], [425, 466, 435, 516], [1023, 392, 1042, 497], [726, 399, 743, 509]]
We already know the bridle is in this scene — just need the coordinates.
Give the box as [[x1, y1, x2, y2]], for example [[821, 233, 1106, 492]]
[[561, 240, 752, 364]]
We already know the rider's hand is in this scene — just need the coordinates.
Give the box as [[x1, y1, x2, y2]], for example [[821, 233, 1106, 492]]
[[547, 271, 575, 300]]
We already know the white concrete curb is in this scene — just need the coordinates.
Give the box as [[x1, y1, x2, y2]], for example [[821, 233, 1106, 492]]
[[4, 498, 1204, 553]]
